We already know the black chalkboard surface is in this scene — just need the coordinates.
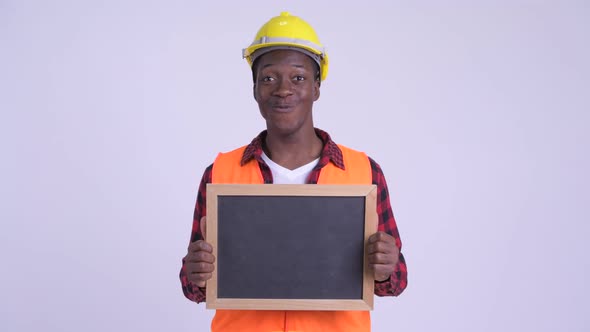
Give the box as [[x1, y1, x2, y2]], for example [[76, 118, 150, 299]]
[[206, 184, 377, 311]]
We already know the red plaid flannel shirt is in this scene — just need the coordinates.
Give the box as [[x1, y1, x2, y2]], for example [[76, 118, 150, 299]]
[[180, 128, 408, 303]]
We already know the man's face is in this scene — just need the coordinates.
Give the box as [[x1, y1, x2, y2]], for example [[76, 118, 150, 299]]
[[253, 49, 320, 136]]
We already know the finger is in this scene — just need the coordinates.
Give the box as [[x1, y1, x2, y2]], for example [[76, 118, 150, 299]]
[[185, 251, 216, 264], [190, 272, 213, 282], [188, 240, 213, 253], [188, 272, 213, 285], [372, 264, 394, 282], [367, 241, 395, 255], [185, 262, 215, 273], [368, 252, 396, 265], [200, 216, 207, 240], [369, 231, 395, 244]]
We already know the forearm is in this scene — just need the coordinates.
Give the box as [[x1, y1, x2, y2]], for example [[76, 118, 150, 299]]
[[374, 252, 408, 296], [179, 164, 212, 303], [180, 262, 207, 303], [370, 157, 408, 297]]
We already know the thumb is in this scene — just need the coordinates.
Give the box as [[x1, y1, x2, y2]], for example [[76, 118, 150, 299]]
[[200, 216, 207, 240]]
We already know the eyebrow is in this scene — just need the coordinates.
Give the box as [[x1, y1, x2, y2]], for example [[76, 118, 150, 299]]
[[261, 63, 306, 69]]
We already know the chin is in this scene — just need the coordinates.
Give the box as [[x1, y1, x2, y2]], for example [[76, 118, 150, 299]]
[[266, 121, 303, 136]]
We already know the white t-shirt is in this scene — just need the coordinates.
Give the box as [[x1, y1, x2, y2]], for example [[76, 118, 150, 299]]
[[261, 152, 319, 185]]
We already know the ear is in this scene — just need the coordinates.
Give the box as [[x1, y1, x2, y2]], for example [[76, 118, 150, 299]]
[[253, 83, 257, 101], [313, 80, 320, 101]]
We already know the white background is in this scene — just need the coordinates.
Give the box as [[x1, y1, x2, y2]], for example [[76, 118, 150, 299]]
[[1, 1, 588, 331]]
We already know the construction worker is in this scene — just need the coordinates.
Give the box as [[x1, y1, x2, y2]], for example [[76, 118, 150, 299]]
[[180, 12, 407, 332]]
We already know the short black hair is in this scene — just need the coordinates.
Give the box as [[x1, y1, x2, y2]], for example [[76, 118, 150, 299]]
[[251, 55, 321, 85]]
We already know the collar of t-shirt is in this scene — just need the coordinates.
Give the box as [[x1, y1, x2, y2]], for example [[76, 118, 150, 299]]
[[261, 151, 320, 184]]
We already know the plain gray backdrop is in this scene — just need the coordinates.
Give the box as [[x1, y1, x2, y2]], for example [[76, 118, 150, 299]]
[[1, 0, 588, 331]]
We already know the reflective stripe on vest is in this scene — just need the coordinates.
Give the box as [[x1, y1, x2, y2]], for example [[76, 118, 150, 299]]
[[210, 144, 372, 332]]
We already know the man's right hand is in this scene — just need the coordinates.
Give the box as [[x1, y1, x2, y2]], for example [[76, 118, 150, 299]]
[[184, 217, 215, 288]]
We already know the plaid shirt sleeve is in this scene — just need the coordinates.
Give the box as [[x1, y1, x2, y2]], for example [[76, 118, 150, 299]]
[[179, 164, 212, 303], [370, 157, 408, 297]]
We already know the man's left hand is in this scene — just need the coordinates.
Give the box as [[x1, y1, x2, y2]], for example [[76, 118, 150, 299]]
[[367, 231, 400, 282]]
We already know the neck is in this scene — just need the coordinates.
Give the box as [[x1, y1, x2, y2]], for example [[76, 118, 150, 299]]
[[264, 127, 323, 170]]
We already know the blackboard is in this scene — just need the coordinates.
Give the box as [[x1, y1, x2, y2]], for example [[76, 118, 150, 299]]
[[206, 184, 377, 311]]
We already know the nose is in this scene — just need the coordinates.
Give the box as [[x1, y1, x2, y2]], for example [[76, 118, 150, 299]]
[[273, 77, 293, 98]]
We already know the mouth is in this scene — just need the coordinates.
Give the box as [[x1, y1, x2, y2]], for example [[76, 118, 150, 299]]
[[271, 104, 295, 113]]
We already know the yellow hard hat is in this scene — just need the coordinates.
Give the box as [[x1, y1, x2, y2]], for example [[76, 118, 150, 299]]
[[243, 12, 329, 81]]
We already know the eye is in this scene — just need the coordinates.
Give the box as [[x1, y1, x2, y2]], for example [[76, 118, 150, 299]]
[[294, 75, 305, 81], [261, 76, 275, 82]]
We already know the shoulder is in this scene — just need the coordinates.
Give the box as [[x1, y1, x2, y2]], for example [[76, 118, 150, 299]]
[[218, 144, 249, 155], [335, 143, 366, 155], [337, 143, 386, 183], [366, 156, 383, 174], [334, 143, 381, 170], [335, 143, 377, 167], [199, 163, 213, 184], [323, 130, 388, 185]]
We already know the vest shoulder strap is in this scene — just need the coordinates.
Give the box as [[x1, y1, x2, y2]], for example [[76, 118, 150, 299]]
[[211, 145, 264, 184], [318, 144, 372, 185]]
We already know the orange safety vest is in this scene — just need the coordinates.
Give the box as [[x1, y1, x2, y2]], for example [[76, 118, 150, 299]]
[[210, 144, 372, 332]]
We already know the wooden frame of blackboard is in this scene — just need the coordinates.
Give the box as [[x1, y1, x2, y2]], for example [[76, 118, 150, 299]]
[[205, 184, 378, 311]]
